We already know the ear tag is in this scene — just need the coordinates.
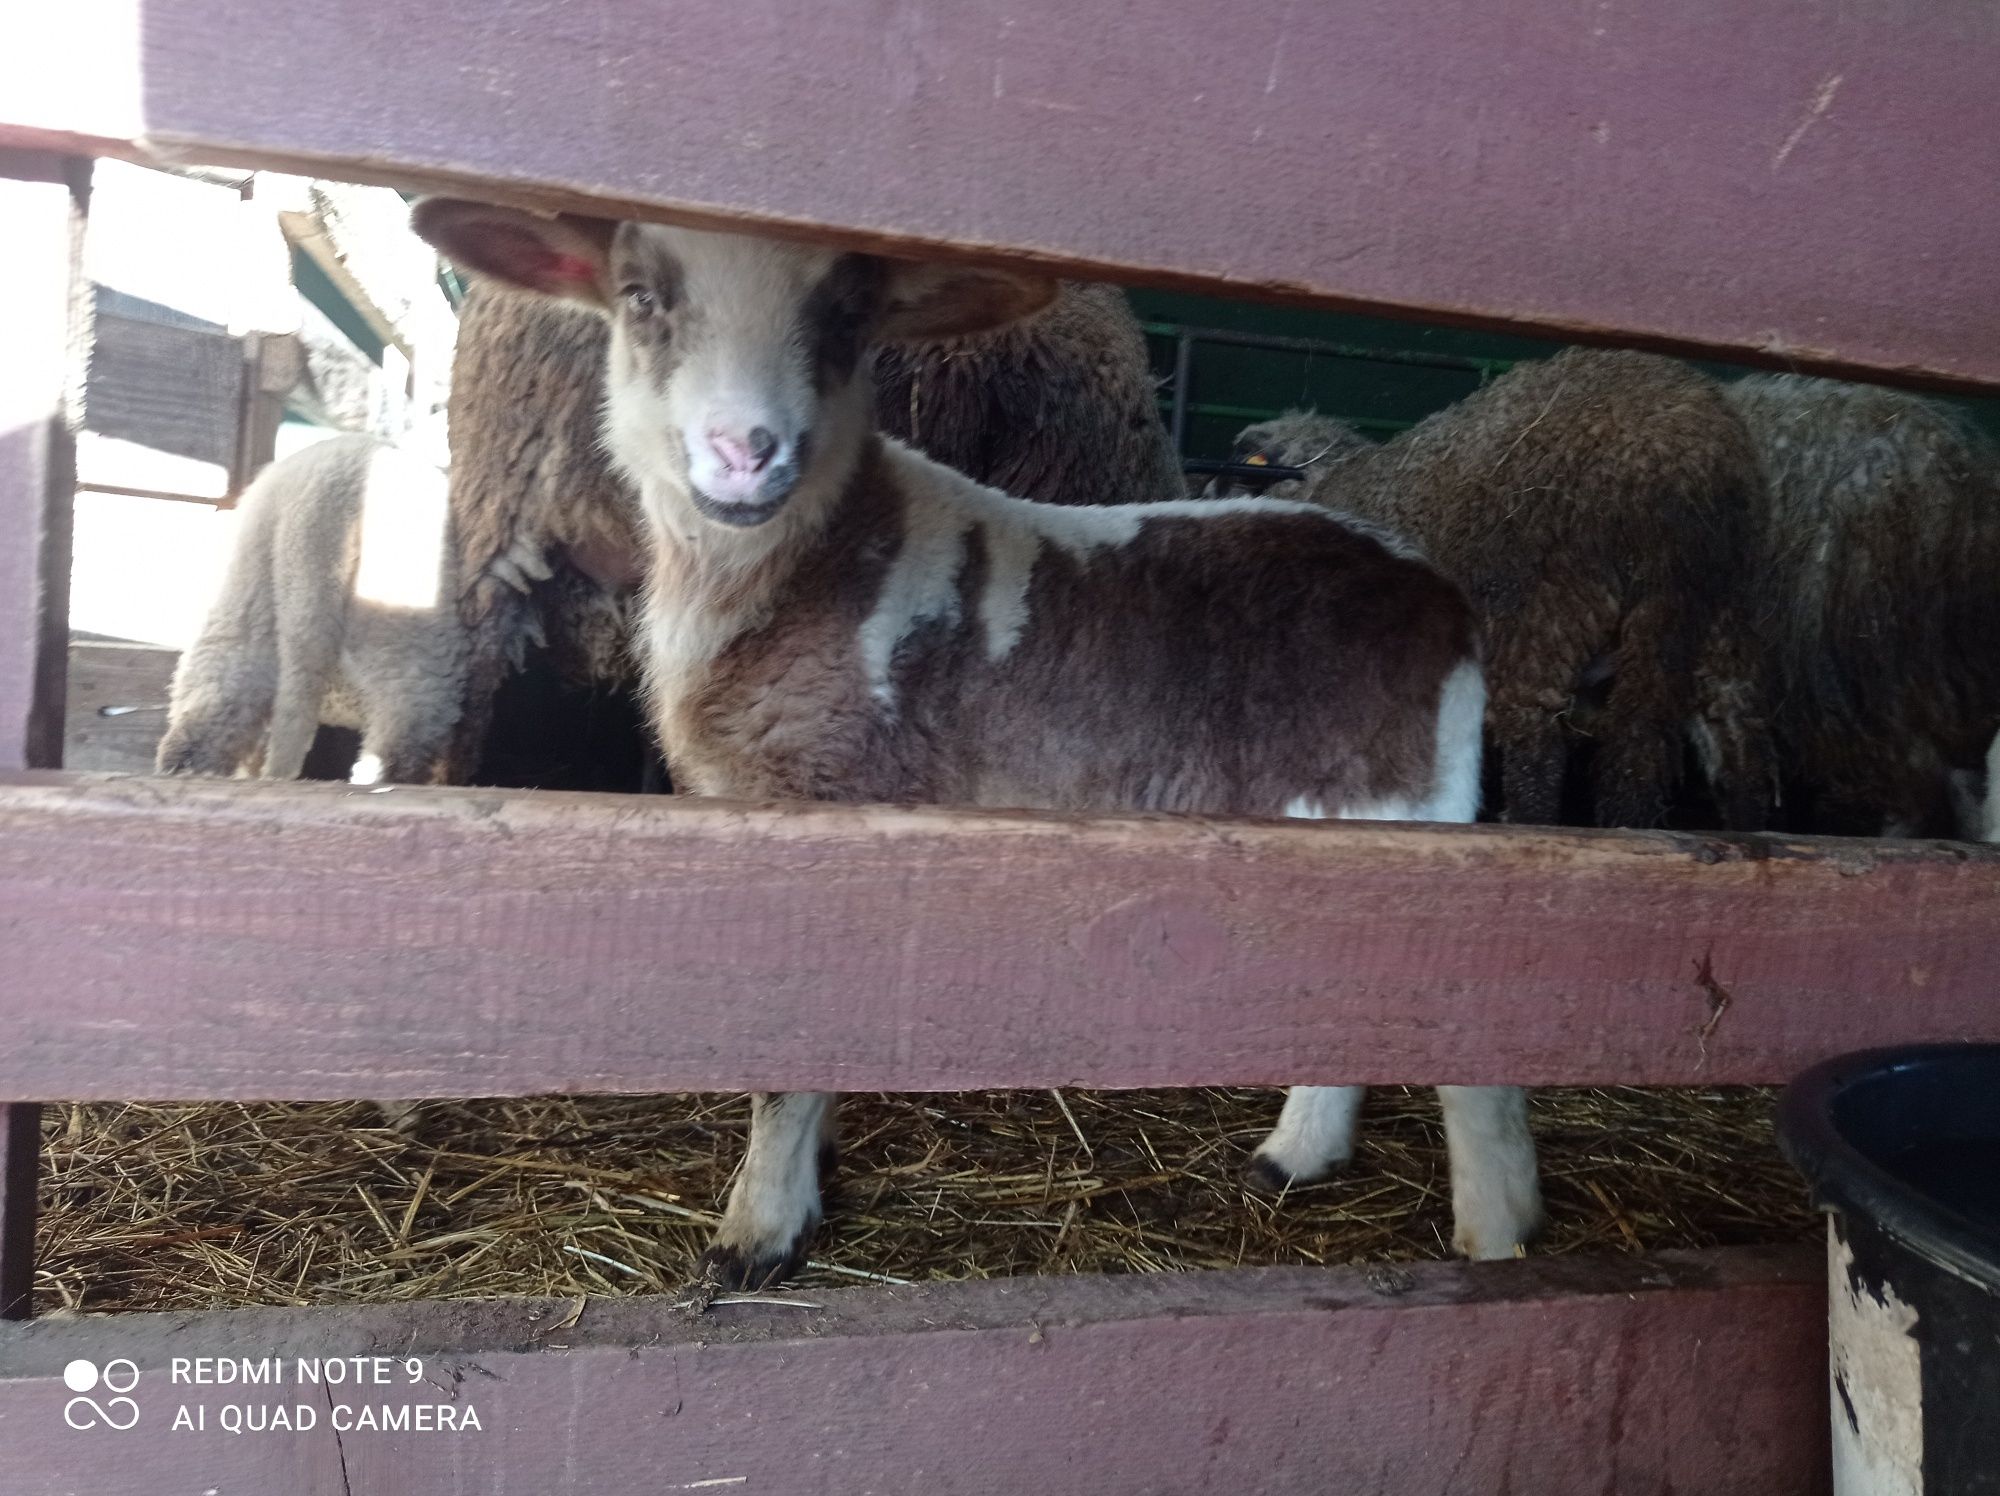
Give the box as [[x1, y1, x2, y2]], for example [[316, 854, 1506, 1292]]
[[1244, 453, 1269, 466]]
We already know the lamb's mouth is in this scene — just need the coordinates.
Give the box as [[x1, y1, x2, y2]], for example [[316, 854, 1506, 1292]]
[[687, 487, 793, 528]]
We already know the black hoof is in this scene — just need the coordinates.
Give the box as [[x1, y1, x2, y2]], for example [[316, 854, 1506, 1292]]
[[1243, 1154, 1297, 1195], [1243, 1153, 1346, 1196], [696, 1227, 817, 1291]]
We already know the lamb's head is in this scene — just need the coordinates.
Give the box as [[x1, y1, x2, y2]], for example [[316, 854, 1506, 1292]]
[[1202, 410, 1373, 501], [414, 199, 1056, 534]]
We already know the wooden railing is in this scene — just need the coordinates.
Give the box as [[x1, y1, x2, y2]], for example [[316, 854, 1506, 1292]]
[[4, 1, 1999, 1488]]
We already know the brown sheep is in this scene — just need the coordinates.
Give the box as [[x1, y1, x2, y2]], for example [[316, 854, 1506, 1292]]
[[1725, 374, 2000, 837], [1212, 350, 1774, 830], [439, 277, 1182, 782], [871, 281, 1184, 504]]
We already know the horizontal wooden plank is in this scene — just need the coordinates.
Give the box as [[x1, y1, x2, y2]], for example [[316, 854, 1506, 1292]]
[[0, 1246, 1828, 1495], [3, 0, 1997, 390], [1, 772, 1997, 1100]]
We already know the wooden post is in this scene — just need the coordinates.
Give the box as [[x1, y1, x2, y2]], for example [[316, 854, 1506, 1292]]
[[0, 148, 88, 1320], [0, 1105, 40, 1321]]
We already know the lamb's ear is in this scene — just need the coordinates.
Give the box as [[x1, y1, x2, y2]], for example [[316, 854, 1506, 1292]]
[[410, 198, 616, 307], [876, 260, 1059, 342]]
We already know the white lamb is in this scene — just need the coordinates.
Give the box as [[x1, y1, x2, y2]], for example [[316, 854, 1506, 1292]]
[[156, 433, 467, 786]]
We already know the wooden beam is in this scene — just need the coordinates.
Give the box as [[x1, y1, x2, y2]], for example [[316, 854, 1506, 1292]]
[[0, 151, 83, 773], [0, 1246, 1828, 1494], [0, 150, 85, 1327], [2, 0, 1996, 389], [1, 772, 1996, 1101], [0, 1104, 39, 1321]]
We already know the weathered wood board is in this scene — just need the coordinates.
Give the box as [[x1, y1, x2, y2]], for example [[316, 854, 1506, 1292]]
[[82, 305, 246, 472], [3, 0, 1997, 389], [0, 152, 80, 775], [0, 150, 86, 1322], [0, 1247, 1828, 1495], [0, 772, 1995, 1100]]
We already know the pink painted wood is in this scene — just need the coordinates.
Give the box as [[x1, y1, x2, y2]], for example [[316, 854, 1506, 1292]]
[[2, 771, 1997, 1101], [1, 0, 1997, 389], [0, 1246, 1828, 1494]]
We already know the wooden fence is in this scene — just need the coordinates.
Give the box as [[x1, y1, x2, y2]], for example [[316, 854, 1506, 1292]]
[[4, 0, 2000, 1488]]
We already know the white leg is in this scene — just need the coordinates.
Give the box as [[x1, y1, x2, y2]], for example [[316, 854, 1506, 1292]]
[[1249, 1085, 1365, 1189], [1437, 1085, 1543, 1260], [700, 1092, 835, 1288]]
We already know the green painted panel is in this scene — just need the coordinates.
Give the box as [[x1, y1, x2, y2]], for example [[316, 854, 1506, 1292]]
[[1128, 288, 2000, 458], [291, 247, 384, 365]]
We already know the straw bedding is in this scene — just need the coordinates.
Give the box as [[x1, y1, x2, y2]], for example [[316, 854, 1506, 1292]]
[[39, 1085, 1815, 1313]]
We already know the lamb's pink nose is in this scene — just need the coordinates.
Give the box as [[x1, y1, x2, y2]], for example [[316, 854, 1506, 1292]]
[[707, 426, 780, 475]]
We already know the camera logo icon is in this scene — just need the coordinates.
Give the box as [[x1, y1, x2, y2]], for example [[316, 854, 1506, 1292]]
[[63, 1358, 140, 1430]]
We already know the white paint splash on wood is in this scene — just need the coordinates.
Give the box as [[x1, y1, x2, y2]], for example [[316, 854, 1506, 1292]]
[[1828, 1222, 1923, 1496]]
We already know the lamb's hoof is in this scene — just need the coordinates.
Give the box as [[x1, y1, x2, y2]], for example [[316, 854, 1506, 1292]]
[[697, 1231, 814, 1292], [1243, 1151, 1346, 1196], [1451, 1181, 1546, 1262]]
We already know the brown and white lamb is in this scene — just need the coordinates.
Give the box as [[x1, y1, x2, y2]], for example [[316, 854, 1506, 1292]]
[[438, 276, 1182, 782], [415, 196, 1543, 1288]]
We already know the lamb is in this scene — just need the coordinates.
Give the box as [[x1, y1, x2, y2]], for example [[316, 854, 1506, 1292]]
[[413, 196, 1544, 1287], [1723, 374, 2000, 838], [1211, 409, 1376, 501], [1210, 352, 1775, 830], [437, 276, 1183, 782], [156, 433, 466, 786]]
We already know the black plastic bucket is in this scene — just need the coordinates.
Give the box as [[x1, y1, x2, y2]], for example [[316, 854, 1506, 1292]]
[[1778, 1045, 2000, 1495]]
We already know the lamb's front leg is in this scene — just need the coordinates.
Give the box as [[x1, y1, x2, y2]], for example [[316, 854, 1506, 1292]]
[[698, 1091, 836, 1289], [1247, 1085, 1366, 1190], [1436, 1085, 1543, 1260]]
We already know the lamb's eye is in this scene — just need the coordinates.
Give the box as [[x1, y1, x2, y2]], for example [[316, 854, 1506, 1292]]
[[621, 285, 658, 315]]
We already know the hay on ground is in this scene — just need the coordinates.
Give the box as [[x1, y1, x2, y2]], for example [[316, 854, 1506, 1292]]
[[38, 1086, 1816, 1313]]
